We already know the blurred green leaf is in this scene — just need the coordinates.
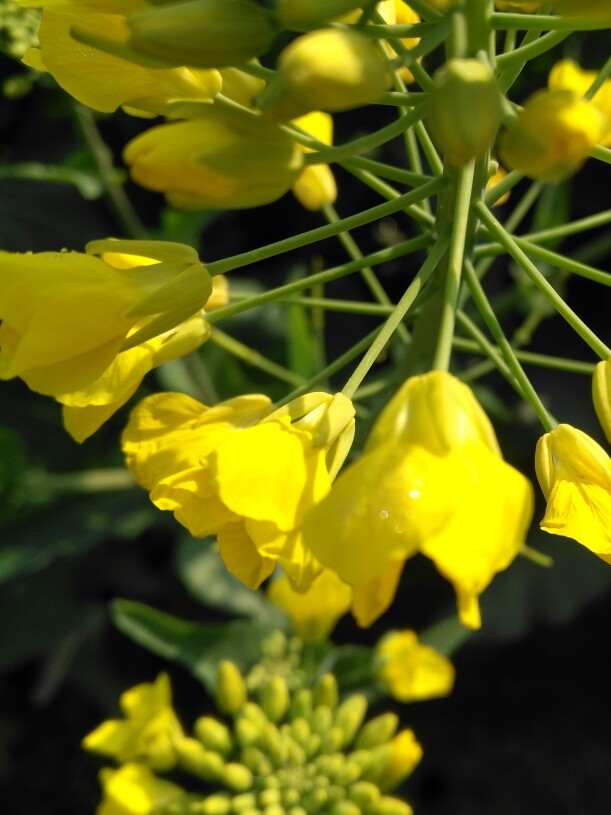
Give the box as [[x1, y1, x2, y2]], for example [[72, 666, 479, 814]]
[[111, 599, 281, 690], [0, 162, 104, 199], [319, 645, 374, 692], [175, 537, 285, 623]]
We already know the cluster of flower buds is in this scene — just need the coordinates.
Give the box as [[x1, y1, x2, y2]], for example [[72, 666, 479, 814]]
[[84, 660, 423, 815]]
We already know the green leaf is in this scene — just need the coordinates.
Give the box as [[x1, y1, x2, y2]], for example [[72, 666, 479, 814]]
[[175, 536, 285, 623], [111, 599, 281, 690], [319, 644, 374, 692]]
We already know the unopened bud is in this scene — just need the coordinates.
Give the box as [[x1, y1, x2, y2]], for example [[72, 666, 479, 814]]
[[427, 58, 501, 166], [201, 794, 232, 815], [334, 694, 368, 747], [369, 798, 413, 815], [221, 763, 254, 792], [355, 714, 399, 750], [175, 738, 225, 781], [328, 802, 361, 815], [241, 746, 273, 776], [194, 717, 233, 756], [260, 676, 290, 724], [231, 793, 258, 814], [261, 28, 387, 120], [312, 674, 338, 711], [127, 0, 275, 68], [289, 688, 313, 721], [215, 661, 247, 715], [275, 0, 364, 28], [347, 781, 381, 808]]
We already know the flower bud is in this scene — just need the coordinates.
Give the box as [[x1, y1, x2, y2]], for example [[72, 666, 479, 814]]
[[201, 794, 233, 815], [355, 714, 399, 750], [221, 763, 254, 792], [175, 738, 225, 780], [126, 0, 275, 68], [593, 359, 611, 443], [194, 716, 233, 756], [260, 28, 387, 120], [312, 674, 338, 711], [274, 0, 364, 28], [427, 58, 501, 166], [368, 797, 413, 815], [498, 89, 606, 182], [123, 106, 304, 209], [215, 661, 247, 715], [334, 694, 367, 747], [259, 676, 290, 723]]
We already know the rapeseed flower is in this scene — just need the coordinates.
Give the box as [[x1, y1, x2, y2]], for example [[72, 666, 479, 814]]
[[0, 240, 212, 437], [303, 371, 534, 629], [95, 763, 184, 815], [535, 424, 611, 563], [374, 630, 455, 702], [291, 111, 337, 211], [122, 391, 355, 588], [21, 1, 222, 115], [82, 673, 184, 770], [498, 88, 607, 181], [122, 106, 304, 209], [548, 59, 611, 146]]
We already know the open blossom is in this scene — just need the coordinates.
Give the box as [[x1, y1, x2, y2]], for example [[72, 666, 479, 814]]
[[82, 674, 184, 771], [0, 240, 213, 438], [122, 391, 355, 589], [303, 371, 534, 629], [94, 763, 183, 815], [374, 630, 455, 702], [548, 59, 611, 147], [535, 424, 611, 562]]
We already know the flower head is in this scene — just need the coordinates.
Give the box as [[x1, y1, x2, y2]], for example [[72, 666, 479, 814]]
[[548, 59, 611, 147], [303, 371, 534, 629], [122, 390, 355, 588], [83, 673, 184, 771], [535, 424, 611, 562], [95, 763, 184, 815], [291, 111, 338, 211], [0, 240, 212, 437], [374, 630, 455, 702]]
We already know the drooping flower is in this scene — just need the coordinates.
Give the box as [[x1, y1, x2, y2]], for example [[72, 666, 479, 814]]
[[303, 371, 534, 629], [122, 105, 304, 209], [268, 568, 353, 643], [0, 240, 212, 437], [83, 674, 184, 770], [548, 59, 611, 146], [291, 111, 337, 211], [535, 424, 611, 563], [95, 763, 184, 815], [21, 1, 222, 116], [122, 390, 355, 589], [374, 630, 455, 702], [498, 88, 607, 181]]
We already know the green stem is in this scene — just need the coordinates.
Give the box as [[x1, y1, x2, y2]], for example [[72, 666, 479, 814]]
[[342, 229, 452, 398], [491, 12, 611, 30], [476, 202, 611, 359], [207, 236, 431, 324], [432, 163, 475, 371], [496, 29, 571, 76], [462, 260, 556, 430], [207, 178, 444, 276], [453, 337, 596, 375], [210, 329, 305, 387]]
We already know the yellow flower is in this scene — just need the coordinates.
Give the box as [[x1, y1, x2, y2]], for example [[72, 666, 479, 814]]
[[378, 0, 421, 86], [303, 371, 534, 629], [548, 59, 611, 146], [0, 240, 212, 436], [498, 88, 607, 182], [261, 28, 388, 120], [21, 3, 221, 116], [95, 763, 184, 815], [123, 106, 304, 209], [291, 111, 337, 211], [122, 391, 355, 589], [83, 674, 184, 770], [268, 568, 353, 643], [535, 424, 611, 562], [593, 358, 611, 444], [375, 630, 455, 702]]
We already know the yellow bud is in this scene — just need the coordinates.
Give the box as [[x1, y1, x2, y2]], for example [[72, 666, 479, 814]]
[[221, 763, 254, 792], [123, 106, 303, 210], [201, 794, 233, 815], [328, 801, 361, 815], [334, 694, 368, 747], [499, 89, 606, 182], [368, 797, 413, 815], [194, 716, 233, 756], [347, 781, 381, 808], [427, 58, 501, 166], [259, 676, 290, 723], [231, 793, 258, 814], [312, 674, 339, 711], [262, 28, 387, 120], [127, 0, 275, 68], [275, 0, 364, 28], [354, 713, 399, 750], [175, 738, 225, 780], [215, 660, 247, 715], [289, 688, 313, 721], [593, 359, 611, 444]]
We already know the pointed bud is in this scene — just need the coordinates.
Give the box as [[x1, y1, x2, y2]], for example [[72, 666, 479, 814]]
[[241, 746, 273, 776], [427, 58, 501, 166], [194, 717, 233, 756], [368, 797, 413, 815], [355, 714, 399, 750], [175, 738, 225, 781], [333, 694, 368, 748], [289, 689, 313, 721], [201, 795, 233, 815], [312, 674, 339, 711], [260, 676, 290, 724], [215, 661, 247, 715], [347, 781, 381, 808]]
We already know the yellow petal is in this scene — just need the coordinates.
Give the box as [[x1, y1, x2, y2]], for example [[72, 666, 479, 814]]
[[375, 629, 455, 702], [351, 560, 405, 628], [216, 523, 276, 589]]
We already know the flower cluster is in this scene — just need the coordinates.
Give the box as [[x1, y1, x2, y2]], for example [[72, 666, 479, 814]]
[[85, 664, 423, 815]]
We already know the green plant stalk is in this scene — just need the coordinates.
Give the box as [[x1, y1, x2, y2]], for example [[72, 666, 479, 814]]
[[453, 337, 596, 375], [477, 202, 611, 359], [342, 228, 452, 398], [491, 12, 611, 30], [207, 179, 444, 276], [462, 260, 556, 430], [475, 210, 611, 251], [207, 236, 431, 325], [210, 329, 306, 387]]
